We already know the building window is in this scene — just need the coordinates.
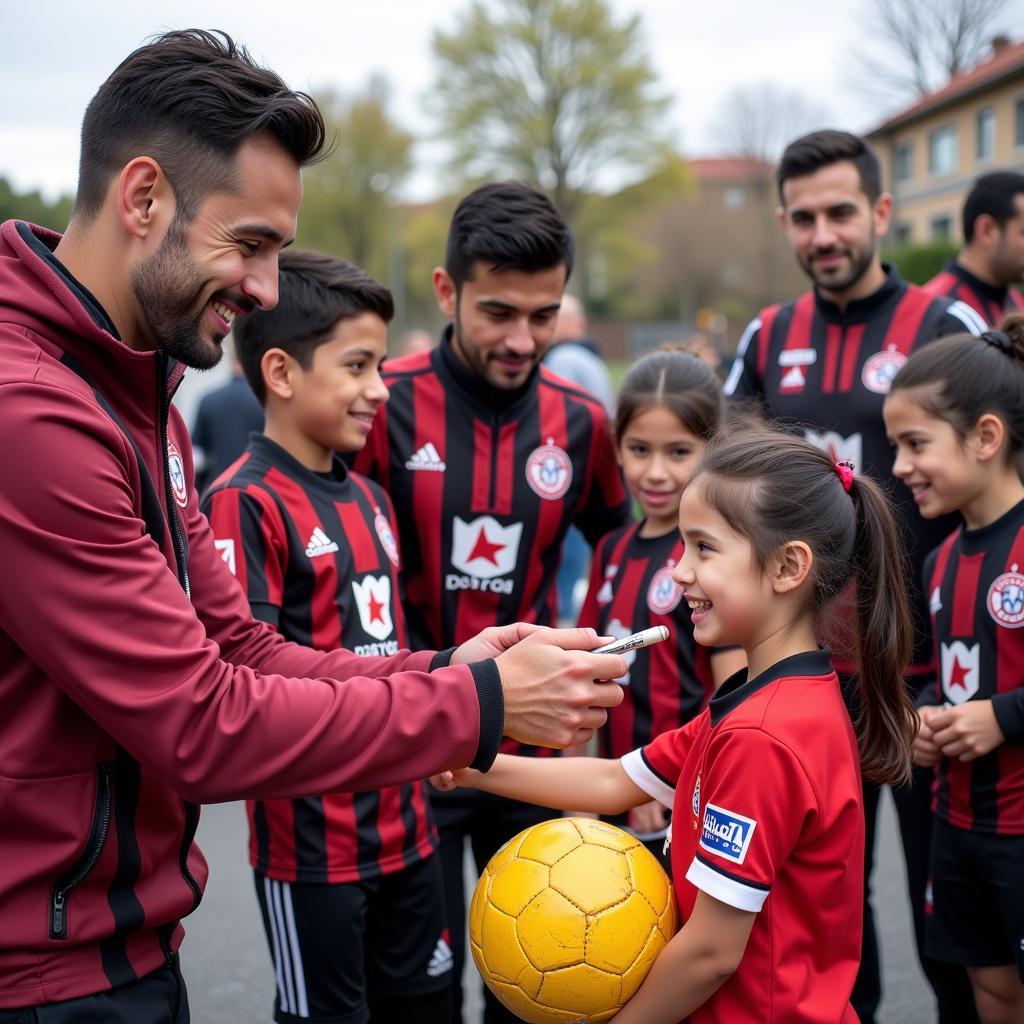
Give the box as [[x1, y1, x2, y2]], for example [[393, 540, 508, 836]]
[[976, 107, 995, 161], [931, 214, 953, 240], [724, 186, 746, 211], [894, 142, 913, 183], [1016, 98, 1024, 148], [929, 124, 958, 176], [893, 222, 912, 246]]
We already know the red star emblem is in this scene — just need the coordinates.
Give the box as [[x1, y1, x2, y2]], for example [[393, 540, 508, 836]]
[[468, 527, 505, 566], [367, 590, 385, 624], [948, 653, 971, 690]]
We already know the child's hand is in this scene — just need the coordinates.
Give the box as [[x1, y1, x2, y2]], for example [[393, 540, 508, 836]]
[[929, 701, 1006, 762], [429, 767, 481, 791], [628, 800, 667, 835], [912, 707, 943, 767]]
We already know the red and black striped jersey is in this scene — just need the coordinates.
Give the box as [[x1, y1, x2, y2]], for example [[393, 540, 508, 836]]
[[578, 522, 716, 757], [724, 267, 980, 677], [924, 498, 1024, 835], [355, 332, 631, 756], [202, 434, 436, 882], [924, 260, 1024, 329]]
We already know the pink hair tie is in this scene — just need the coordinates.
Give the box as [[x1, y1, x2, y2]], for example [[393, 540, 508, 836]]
[[834, 460, 854, 493]]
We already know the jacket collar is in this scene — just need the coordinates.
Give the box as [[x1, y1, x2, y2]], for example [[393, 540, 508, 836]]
[[813, 263, 905, 324], [947, 259, 1010, 306]]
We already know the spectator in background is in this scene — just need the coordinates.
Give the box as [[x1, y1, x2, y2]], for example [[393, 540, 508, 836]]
[[399, 328, 435, 358], [543, 293, 615, 620], [924, 171, 1024, 328], [191, 344, 263, 494]]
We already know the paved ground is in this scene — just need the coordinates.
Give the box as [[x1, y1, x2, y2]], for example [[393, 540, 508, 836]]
[[182, 788, 937, 1023]]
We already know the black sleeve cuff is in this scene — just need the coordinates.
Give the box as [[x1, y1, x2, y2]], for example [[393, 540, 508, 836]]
[[468, 658, 504, 771], [430, 647, 456, 671], [991, 692, 1024, 743]]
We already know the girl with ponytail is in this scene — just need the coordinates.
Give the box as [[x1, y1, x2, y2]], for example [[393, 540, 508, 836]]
[[433, 425, 914, 1023], [884, 315, 1024, 1024]]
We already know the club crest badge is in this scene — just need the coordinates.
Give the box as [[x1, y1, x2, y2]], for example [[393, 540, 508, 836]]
[[526, 439, 573, 500], [167, 441, 188, 508], [351, 575, 394, 641], [988, 567, 1024, 628], [940, 640, 980, 704], [375, 513, 400, 567], [861, 346, 908, 395], [692, 775, 701, 818], [647, 561, 683, 615]]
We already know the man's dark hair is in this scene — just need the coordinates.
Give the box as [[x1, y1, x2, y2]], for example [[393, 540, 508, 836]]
[[963, 171, 1024, 242], [233, 249, 394, 405], [76, 29, 327, 221], [777, 130, 882, 204], [445, 182, 574, 290]]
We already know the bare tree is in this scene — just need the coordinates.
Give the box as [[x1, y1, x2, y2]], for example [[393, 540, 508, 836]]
[[714, 85, 831, 163], [850, 0, 1011, 104]]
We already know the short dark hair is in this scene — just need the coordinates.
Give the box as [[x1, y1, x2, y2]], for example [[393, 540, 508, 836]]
[[614, 350, 723, 445], [76, 29, 327, 221], [777, 130, 882, 204], [963, 171, 1024, 242], [445, 182, 574, 290], [233, 249, 394, 405]]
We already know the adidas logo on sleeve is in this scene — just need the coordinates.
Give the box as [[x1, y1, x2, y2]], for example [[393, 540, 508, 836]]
[[305, 527, 340, 558], [405, 442, 446, 472]]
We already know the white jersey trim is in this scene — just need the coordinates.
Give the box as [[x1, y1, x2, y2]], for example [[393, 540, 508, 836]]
[[946, 300, 986, 336], [621, 748, 675, 808], [724, 317, 761, 396], [685, 856, 769, 912]]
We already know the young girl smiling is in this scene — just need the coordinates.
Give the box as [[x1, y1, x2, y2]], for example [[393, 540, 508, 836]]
[[435, 427, 916, 1023]]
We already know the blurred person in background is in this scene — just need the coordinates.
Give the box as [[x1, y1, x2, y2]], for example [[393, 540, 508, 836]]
[[543, 293, 615, 620]]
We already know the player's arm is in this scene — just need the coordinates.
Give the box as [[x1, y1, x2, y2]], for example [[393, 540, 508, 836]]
[[432, 753, 648, 816], [611, 891, 756, 1024]]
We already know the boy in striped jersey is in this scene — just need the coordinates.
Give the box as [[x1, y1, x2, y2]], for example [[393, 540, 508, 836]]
[[203, 251, 453, 1024]]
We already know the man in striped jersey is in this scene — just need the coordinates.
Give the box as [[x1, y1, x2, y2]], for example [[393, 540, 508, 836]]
[[924, 171, 1024, 328], [355, 182, 631, 1023], [724, 129, 982, 1024]]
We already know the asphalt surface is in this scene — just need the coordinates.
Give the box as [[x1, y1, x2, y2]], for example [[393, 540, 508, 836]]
[[182, 789, 937, 1023]]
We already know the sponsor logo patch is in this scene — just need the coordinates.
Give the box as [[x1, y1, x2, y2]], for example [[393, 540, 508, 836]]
[[804, 429, 862, 473], [305, 527, 339, 559], [427, 931, 454, 978], [647, 561, 682, 615], [778, 348, 818, 367], [374, 513, 400, 567], [405, 442, 446, 472], [940, 640, 980, 704], [779, 364, 806, 393], [861, 347, 907, 395], [167, 441, 189, 508], [987, 567, 1024, 628], [526, 439, 573, 500], [351, 574, 394, 641], [447, 516, 522, 593], [699, 802, 757, 865]]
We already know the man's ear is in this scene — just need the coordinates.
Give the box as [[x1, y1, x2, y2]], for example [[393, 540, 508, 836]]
[[261, 348, 296, 401], [116, 157, 174, 240], [769, 540, 813, 595], [433, 267, 457, 318]]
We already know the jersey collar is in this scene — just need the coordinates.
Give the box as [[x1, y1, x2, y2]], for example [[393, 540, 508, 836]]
[[947, 259, 1010, 306], [813, 263, 905, 324], [709, 648, 835, 726]]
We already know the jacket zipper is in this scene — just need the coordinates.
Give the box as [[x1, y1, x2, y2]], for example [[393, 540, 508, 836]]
[[179, 800, 203, 913], [50, 763, 114, 939], [159, 357, 191, 599]]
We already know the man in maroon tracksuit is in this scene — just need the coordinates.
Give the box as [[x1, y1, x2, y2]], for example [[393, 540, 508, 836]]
[[0, 31, 626, 1023]]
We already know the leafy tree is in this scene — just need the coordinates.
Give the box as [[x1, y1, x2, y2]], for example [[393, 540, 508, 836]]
[[0, 177, 73, 232], [297, 77, 414, 282], [428, 0, 672, 227], [883, 239, 959, 284]]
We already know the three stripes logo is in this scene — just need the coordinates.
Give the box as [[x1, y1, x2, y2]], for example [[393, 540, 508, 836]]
[[406, 442, 446, 472], [304, 527, 339, 559], [427, 931, 454, 977]]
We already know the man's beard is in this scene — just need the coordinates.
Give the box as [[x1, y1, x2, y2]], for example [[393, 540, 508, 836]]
[[451, 313, 537, 390], [130, 219, 221, 371], [801, 239, 875, 295]]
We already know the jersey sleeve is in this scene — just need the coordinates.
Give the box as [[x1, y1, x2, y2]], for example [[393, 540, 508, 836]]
[[723, 317, 764, 399], [685, 727, 817, 913], [575, 407, 631, 548], [937, 300, 986, 338], [620, 716, 704, 808], [202, 484, 286, 627], [576, 531, 613, 630]]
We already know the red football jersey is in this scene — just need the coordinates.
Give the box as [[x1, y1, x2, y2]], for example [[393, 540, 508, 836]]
[[622, 649, 863, 1024]]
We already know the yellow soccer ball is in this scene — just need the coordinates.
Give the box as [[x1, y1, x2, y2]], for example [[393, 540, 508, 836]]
[[469, 817, 677, 1023]]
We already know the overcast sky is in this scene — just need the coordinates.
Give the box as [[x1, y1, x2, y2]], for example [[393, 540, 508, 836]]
[[4, 0, 1023, 202]]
